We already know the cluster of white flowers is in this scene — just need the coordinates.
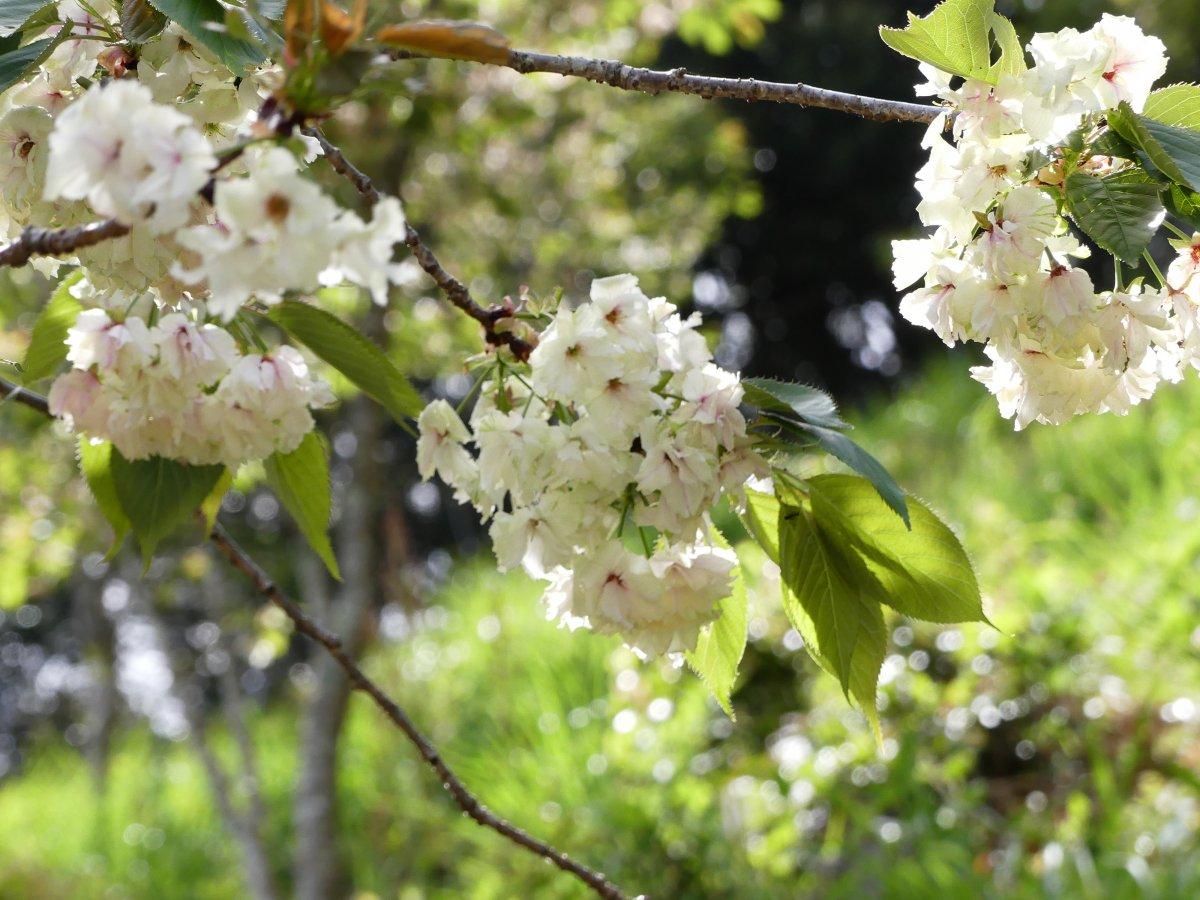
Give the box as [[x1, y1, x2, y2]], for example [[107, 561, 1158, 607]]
[[48, 303, 332, 466], [0, 1, 423, 466], [894, 14, 1200, 429], [416, 274, 766, 658]]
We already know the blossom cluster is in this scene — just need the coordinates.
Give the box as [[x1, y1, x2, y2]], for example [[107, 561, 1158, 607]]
[[1, 2, 420, 467], [49, 304, 332, 467], [893, 14, 1200, 429], [416, 274, 766, 658]]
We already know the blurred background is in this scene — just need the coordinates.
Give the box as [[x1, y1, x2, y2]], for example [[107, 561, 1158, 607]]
[[4, 0, 1200, 896]]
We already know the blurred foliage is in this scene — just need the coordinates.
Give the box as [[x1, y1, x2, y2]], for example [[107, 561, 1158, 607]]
[[10, 365, 1200, 894]]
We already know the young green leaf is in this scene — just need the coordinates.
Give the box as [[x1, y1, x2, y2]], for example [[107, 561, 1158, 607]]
[[199, 468, 233, 534], [0, 35, 53, 96], [880, 0, 995, 83], [742, 377, 846, 428], [988, 13, 1026, 79], [21, 271, 83, 383], [268, 299, 422, 424], [740, 488, 781, 562], [77, 438, 130, 552], [145, 0, 267, 70], [1064, 171, 1164, 265], [807, 474, 983, 624], [1144, 84, 1200, 131], [778, 503, 886, 731], [685, 528, 747, 718], [109, 451, 225, 563], [264, 430, 340, 579], [800, 424, 910, 528]]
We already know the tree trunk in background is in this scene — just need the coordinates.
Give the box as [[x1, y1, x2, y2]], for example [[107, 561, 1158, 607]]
[[293, 397, 381, 900]]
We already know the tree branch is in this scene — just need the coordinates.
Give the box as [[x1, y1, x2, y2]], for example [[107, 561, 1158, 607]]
[[208, 523, 627, 900], [392, 47, 942, 125], [0, 370, 629, 898], [302, 126, 536, 361], [0, 218, 131, 268]]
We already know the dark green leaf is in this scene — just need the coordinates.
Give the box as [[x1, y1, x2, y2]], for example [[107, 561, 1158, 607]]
[[268, 299, 422, 423], [264, 430, 340, 578], [145, 0, 266, 70], [22, 272, 82, 383], [0, 36, 53, 95], [110, 451, 225, 564], [1064, 171, 1164, 265], [120, 0, 167, 43], [0, 0, 52, 34], [1091, 129, 1138, 161], [685, 528, 746, 718], [880, 0, 995, 83], [1109, 103, 1200, 191], [78, 438, 130, 553], [743, 377, 846, 428], [807, 474, 984, 624], [1145, 84, 1200, 131], [1166, 183, 1200, 229], [778, 502, 886, 735]]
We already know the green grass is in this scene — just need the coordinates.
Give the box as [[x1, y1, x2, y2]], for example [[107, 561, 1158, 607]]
[[7, 360, 1200, 896]]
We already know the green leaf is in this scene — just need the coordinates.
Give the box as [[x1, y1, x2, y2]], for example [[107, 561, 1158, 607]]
[[110, 451, 225, 564], [1109, 103, 1200, 191], [880, 0, 995, 83], [22, 272, 82, 383], [807, 474, 983, 624], [740, 488, 780, 562], [145, 0, 266, 70], [268, 299, 422, 424], [264, 430, 340, 579], [799, 424, 910, 528], [1166, 183, 1200, 230], [685, 528, 747, 718], [778, 502, 886, 736], [743, 377, 846, 428], [1145, 84, 1200, 131], [0, 35, 53, 95], [1064, 171, 1164, 265], [1091, 129, 1138, 161], [199, 467, 233, 533], [0, 0, 52, 35], [77, 438, 130, 553], [120, 0, 167, 43], [988, 13, 1026, 79]]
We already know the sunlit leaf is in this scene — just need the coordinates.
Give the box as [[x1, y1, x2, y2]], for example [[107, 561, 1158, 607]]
[[1064, 171, 1163, 265], [880, 0, 995, 83], [685, 527, 747, 717], [21, 272, 82, 384]]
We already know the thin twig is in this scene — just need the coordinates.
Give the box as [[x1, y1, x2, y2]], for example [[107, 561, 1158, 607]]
[[0, 219, 131, 268], [207, 523, 628, 900], [302, 126, 536, 361], [391, 47, 942, 125], [0, 372, 630, 899]]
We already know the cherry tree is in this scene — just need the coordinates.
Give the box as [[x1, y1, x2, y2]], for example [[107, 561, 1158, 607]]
[[1, 0, 1197, 894]]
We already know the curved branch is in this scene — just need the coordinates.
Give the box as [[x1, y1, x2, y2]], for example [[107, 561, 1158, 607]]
[[0, 219, 131, 268], [302, 126, 537, 361], [209, 523, 627, 900], [0, 373, 628, 899]]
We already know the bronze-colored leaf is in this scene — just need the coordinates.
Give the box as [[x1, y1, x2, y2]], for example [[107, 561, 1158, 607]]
[[376, 19, 510, 64], [319, 0, 365, 56]]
